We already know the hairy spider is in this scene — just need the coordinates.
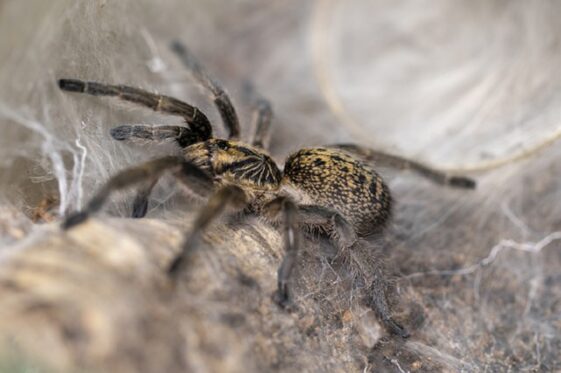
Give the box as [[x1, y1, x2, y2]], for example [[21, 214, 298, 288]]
[[58, 41, 475, 339]]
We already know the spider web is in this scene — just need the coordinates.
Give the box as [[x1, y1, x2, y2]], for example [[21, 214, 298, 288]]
[[0, 0, 560, 372]]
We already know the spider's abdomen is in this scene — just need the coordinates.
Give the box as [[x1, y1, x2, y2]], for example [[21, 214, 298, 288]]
[[283, 148, 391, 236]]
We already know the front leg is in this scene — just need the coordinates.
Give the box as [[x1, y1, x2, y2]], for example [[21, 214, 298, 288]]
[[58, 79, 213, 141], [171, 41, 240, 140], [62, 156, 208, 229], [168, 185, 248, 277]]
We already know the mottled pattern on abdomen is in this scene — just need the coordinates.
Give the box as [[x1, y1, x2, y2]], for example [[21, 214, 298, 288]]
[[283, 148, 391, 237]]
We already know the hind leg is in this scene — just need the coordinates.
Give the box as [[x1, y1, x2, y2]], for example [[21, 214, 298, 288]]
[[330, 143, 476, 189], [263, 200, 408, 337], [299, 206, 409, 338]]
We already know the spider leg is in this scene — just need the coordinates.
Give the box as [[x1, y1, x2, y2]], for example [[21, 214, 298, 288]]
[[58, 79, 212, 142], [123, 146, 214, 219], [264, 201, 356, 307], [171, 41, 240, 140], [330, 144, 476, 189], [243, 81, 273, 149], [266, 202, 409, 337], [62, 156, 213, 229], [367, 256, 410, 338], [167, 185, 247, 277], [131, 179, 158, 218], [299, 206, 409, 337], [262, 196, 301, 308], [110, 124, 202, 148], [296, 205, 358, 255]]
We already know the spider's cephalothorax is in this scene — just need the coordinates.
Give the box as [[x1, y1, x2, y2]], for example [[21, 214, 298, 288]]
[[58, 41, 476, 339], [182, 139, 282, 192]]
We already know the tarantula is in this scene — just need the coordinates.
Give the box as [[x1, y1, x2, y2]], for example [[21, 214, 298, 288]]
[[58, 41, 475, 338]]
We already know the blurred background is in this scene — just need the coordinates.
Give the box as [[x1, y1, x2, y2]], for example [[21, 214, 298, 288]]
[[0, 0, 560, 372]]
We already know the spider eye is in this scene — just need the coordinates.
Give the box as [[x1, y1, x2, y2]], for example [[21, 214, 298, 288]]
[[216, 141, 229, 150]]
